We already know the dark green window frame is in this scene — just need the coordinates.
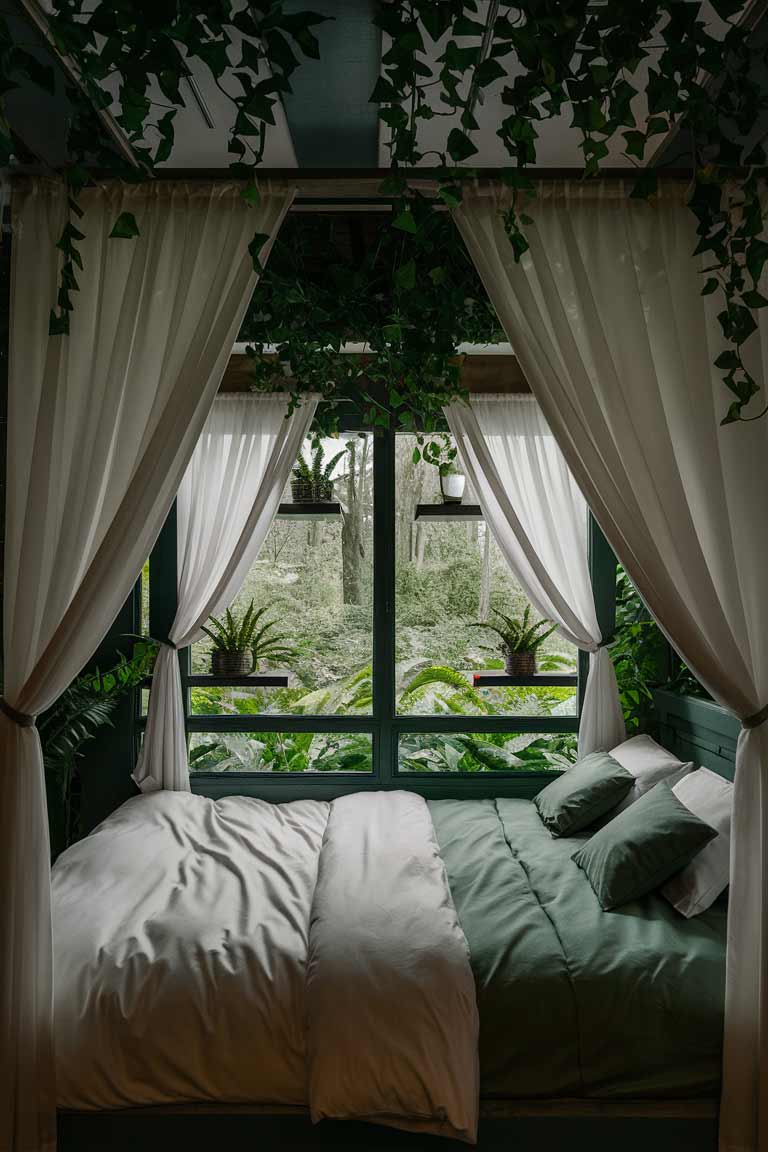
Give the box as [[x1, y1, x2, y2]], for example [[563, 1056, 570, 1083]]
[[143, 422, 617, 803]]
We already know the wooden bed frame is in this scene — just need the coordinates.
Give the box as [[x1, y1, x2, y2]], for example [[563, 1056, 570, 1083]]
[[57, 691, 739, 1152]]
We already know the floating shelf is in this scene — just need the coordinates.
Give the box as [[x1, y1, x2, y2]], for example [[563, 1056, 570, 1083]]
[[472, 671, 578, 688], [277, 502, 341, 520], [186, 673, 291, 688], [415, 503, 483, 521]]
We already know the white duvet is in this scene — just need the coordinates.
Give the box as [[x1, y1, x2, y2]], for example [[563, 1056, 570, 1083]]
[[53, 789, 479, 1142]]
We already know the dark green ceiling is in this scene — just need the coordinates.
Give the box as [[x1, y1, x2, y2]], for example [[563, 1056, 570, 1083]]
[[282, 0, 381, 167]]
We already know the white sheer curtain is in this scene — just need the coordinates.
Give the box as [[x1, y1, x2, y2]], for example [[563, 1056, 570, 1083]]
[[1, 177, 293, 1152], [453, 181, 768, 1152], [445, 394, 624, 756], [135, 392, 317, 792]]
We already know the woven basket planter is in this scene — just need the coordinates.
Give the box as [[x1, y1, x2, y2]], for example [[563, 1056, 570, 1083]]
[[291, 477, 315, 504], [313, 478, 334, 502], [211, 650, 253, 677], [505, 650, 537, 677]]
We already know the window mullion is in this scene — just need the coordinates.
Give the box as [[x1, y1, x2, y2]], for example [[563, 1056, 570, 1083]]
[[372, 428, 396, 784]]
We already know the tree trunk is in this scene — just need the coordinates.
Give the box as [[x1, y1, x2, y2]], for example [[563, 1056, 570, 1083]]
[[414, 522, 426, 569], [341, 438, 368, 605], [478, 523, 491, 621]]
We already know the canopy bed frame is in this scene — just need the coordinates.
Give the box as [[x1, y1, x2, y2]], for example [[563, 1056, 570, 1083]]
[[56, 689, 737, 1152]]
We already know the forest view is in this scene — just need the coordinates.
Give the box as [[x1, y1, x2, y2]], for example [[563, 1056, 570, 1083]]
[[187, 434, 580, 775]]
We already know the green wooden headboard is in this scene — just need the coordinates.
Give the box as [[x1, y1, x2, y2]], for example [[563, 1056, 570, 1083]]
[[654, 690, 739, 781]]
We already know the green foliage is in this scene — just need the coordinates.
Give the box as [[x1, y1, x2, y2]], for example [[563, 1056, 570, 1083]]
[[242, 211, 501, 446], [190, 724, 578, 776], [472, 604, 558, 655], [189, 730, 372, 774], [40, 640, 157, 855], [201, 600, 296, 667], [611, 567, 707, 733], [399, 665, 489, 714], [398, 730, 578, 774]]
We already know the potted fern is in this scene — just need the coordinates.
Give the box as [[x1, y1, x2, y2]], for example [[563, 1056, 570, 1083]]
[[472, 605, 558, 676], [291, 443, 346, 503], [201, 600, 296, 676]]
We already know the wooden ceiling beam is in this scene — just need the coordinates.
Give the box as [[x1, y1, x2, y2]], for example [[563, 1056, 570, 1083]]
[[220, 353, 530, 395], [73, 166, 695, 202]]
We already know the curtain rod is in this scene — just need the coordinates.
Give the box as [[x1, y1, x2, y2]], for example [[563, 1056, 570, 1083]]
[[27, 166, 692, 200]]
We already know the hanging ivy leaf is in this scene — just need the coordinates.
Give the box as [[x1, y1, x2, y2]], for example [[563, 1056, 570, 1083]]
[[109, 212, 140, 239], [446, 127, 478, 162], [240, 184, 261, 206], [153, 110, 175, 164], [48, 309, 69, 336], [392, 209, 418, 234]]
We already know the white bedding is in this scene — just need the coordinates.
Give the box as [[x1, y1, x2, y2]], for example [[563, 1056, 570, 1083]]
[[53, 791, 328, 1110], [52, 789, 478, 1142], [307, 791, 479, 1143]]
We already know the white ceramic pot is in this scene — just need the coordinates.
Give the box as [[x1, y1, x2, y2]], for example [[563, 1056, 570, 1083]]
[[441, 472, 466, 503]]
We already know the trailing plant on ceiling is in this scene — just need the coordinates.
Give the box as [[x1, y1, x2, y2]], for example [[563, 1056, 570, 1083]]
[[241, 210, 502, 442], [371, 0, 768, 425], [1, 1, 327, 334], [3, 0, 768, 421]]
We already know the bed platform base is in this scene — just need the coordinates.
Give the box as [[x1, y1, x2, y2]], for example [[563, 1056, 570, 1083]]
[[58, 1101, 718, 1152]]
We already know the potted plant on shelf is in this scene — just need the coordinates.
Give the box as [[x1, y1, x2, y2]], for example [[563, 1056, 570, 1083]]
[[291, 443, 347, 503], [439, 460, 466, 504], [201, 601, 296, 676], [472, 605, 558, 676]]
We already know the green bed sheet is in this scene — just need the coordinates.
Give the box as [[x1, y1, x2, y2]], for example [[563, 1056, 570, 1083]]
[[428, 797, 726, 1102]]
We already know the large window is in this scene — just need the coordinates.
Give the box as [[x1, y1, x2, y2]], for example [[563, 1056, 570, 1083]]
[[143, 421, 613, 792]]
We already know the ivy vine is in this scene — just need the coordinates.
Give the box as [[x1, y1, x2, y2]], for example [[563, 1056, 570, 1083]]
[[2, 0, 768, 422], [1, 1, 327, 333], [240, 208, 501, 446], [371, 0, 768, 424]]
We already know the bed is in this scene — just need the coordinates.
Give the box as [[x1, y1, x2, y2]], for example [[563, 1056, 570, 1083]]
[[55, 692, 736, 1151]]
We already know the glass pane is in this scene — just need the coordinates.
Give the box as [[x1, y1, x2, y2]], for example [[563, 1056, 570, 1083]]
[[190, 433, 373, 715], [395, 433, 578, 717], [189, 730, 373, 774], [398, 731, 577, 774]]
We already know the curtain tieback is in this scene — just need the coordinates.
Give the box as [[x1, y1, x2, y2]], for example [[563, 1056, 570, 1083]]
[[743, 702, 768, 730], [161, 639, 177, 650], [590, 635, 615, 653], [0, 697, 36, 727]]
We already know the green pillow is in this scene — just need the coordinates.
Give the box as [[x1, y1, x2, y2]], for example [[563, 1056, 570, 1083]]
[[534, 751, 634, 837], [572, 782, 717, 910]]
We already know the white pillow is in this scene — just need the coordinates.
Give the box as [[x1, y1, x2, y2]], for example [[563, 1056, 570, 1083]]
[[608, 734, 693, 812], [661, 767, 733, 918]]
